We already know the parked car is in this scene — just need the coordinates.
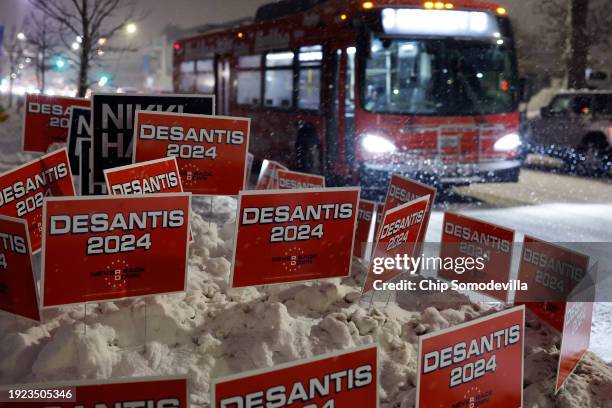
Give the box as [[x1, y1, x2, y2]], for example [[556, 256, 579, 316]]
[[524, 90, 612, 175]]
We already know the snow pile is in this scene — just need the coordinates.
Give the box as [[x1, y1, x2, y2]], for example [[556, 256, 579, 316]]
[[0, 114, 611, 407]]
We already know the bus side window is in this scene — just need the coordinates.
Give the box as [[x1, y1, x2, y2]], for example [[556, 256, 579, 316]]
[[196, 58, 215, 93], [179, 61, 196, 92], [264, 51, 294, 109], [237, 55, 262, 106], [298, 45, 322, 111]]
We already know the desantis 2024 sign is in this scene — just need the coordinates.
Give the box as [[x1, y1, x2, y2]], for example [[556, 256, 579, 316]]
[[41, 193, 190, 307], [22, 94, 90, 152], [0, 215, 39, 321], [212, 345, 377, 408], [231, 187, 359, 287], [0, 376, 188, 407], [0, 149, 75, 253], [417, 305, 525, 408]]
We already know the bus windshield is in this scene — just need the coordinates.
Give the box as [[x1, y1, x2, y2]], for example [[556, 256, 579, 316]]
[[364, 37, 518, 116]]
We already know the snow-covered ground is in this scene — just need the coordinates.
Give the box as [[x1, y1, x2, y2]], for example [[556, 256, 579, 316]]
[[1, 112, 611, 407]]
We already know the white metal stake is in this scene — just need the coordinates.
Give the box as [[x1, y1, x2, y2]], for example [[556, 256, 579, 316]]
[[144, 299, 148, 350], [12, 314, 19, 333], [384, 291, 392, 310], [209, 196, 214, 228], [84, 303, 87, 336]]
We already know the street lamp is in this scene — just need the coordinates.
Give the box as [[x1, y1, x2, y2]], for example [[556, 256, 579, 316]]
[[125, 23, 137, 34], [71, 42, 80, 51], [17, 32, 26, 41]]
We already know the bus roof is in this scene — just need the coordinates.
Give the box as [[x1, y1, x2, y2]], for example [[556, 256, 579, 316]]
[[175, 0, 507, 59], [255, 0, 505, 22]]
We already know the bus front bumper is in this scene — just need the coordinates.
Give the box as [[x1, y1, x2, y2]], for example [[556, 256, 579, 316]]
[[359, 159, 521, 197]]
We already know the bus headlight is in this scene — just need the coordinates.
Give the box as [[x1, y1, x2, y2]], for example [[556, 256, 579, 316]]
[[494, 133, 521, 151], [361, 134, 397, 154]]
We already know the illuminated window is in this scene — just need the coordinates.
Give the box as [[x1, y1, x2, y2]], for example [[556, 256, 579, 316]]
[[238, 55, 261, 68], [180, 61, 195, 72], [195, 58, 214, 94], [236, 55, 262, 106], [264, 51, 294, 109], [178, 61, 196, 92], [298, 45, 322, 111], [237, 71, 261, 105]]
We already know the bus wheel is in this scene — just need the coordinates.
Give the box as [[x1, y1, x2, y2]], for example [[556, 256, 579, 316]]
[[295, 127, 322, 174]]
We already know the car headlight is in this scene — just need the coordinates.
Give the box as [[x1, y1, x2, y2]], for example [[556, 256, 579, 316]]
[[494, 133, 521, 151], [361, 134, 397, 154]]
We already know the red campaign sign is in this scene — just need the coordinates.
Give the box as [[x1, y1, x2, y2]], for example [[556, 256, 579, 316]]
[[246, 152, 254, 185], [133, 111, 250, 195], [0, 215, 39, 321], [212, 344, 378, 408], [417, 305, 525, 408], [373, 203, 384, 239], [514, 236, 589, 332], [104, 157, 193, 242], [556, 300, 594, 392], [353, 199, 376, 259], [22, 94, 90, 152], [379, 175, 436, 264], [0, 376, 188, 407], [104, 156, 184, 195], [41, 193, 191, 307], [0, 149, 75, 253], [363, 196, 431, 294], [231, 187, 360, 287], [439, 212, 515, 302], [367, 202, 384, 260], [255, 159, 287, 190], [277, 169, 325, 189]]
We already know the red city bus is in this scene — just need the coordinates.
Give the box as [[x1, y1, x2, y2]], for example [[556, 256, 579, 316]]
[[173, 0, 523, 196]]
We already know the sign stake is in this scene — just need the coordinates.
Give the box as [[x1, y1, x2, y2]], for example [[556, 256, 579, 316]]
[[209, 196, 214, 227], [384, 291, 392, 310], [144, 299, 148, 351], [12, 314, 19, 333], [84, 303, 87, 336]]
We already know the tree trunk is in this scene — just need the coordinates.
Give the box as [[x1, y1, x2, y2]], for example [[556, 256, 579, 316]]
[[565, 0, 590, 89], [40, 60, 46, 94], [8, 77, 14, 108], [77, 48, 89, 97], [77, 0, 89, 97]]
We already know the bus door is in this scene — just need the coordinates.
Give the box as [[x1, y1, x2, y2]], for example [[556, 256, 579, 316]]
[[216, 56, 231, 115], [324, 45, 352, 183]]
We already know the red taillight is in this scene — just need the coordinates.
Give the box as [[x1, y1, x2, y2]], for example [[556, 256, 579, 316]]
[[173, 42, 181, 50], [501, 80, 509, 93]]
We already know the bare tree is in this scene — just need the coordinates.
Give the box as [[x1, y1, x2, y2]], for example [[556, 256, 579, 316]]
[[30, 0, 143, 97], [2, 26, 26, 108], [25, 12, 60, 94], [537, 0, 612, 89]]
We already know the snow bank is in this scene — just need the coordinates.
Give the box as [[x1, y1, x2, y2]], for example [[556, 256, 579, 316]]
[[0, 114, 611, 407]]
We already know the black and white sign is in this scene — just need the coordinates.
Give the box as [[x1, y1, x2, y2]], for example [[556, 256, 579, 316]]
[[67, 107, 91, 176], [91, 93, 214, 185], [78, 139, 105, 196]]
